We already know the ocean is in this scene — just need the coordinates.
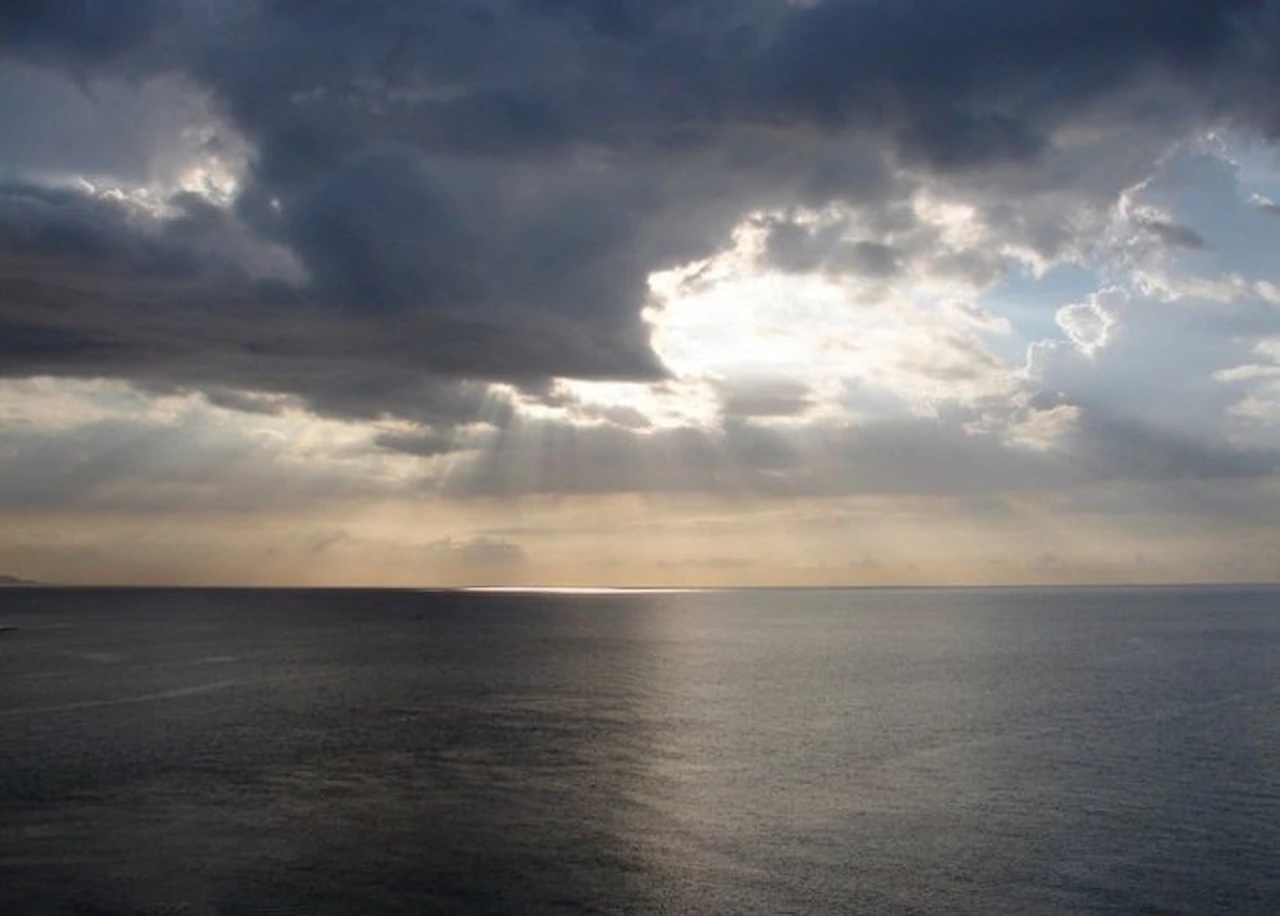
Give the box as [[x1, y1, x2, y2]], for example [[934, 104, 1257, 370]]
[[2, 586, 1278, 914]]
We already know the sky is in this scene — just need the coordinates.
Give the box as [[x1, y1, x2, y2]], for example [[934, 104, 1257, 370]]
[[2, 0, 1280, 587]]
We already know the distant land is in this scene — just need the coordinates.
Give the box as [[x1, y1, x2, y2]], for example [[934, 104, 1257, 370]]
[[0, 574, 38, 586]]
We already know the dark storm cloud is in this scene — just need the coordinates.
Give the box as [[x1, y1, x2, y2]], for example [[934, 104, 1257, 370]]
[[2, 0, 1280, 429], [760, 0, 1265, 139], [0, 180, 598, 425], [1, 182, 175, 267], [0, 0, 162, 65]]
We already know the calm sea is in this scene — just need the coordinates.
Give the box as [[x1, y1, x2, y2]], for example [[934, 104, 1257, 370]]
[[2, 586, 1278, 914]]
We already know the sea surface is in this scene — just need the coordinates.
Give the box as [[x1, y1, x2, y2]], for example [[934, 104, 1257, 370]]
[[2, 586, 1278, 915]]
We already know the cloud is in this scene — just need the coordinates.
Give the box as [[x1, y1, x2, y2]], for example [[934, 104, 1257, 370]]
[[0, 383, 408, 514], [0, 0, 1277, 421], [4, 2, 1280, 585], [1056, 296, 1118, 356], [716, 378, 812, 418], [1064, 411, 1280, 482], [1133, 215, 1210, 251], [0, 1, 162, 66], [758, 0, 1268, 140], [425, 536, 527, 568], [374, 428, 466, 459]]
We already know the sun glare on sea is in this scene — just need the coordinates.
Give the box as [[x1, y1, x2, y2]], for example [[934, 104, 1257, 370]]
[[460, 586, 705, 594]]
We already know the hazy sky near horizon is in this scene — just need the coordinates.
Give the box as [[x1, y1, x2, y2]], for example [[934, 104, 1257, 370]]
[[3, 1, 1280, 586]]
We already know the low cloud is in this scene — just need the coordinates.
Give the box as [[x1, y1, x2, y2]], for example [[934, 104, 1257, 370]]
[[426, 536, 527, 568]]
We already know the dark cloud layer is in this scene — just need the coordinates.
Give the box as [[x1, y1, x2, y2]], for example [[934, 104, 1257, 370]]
[[0, 1, 162, 65], [2, 0, 1280, 431]]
